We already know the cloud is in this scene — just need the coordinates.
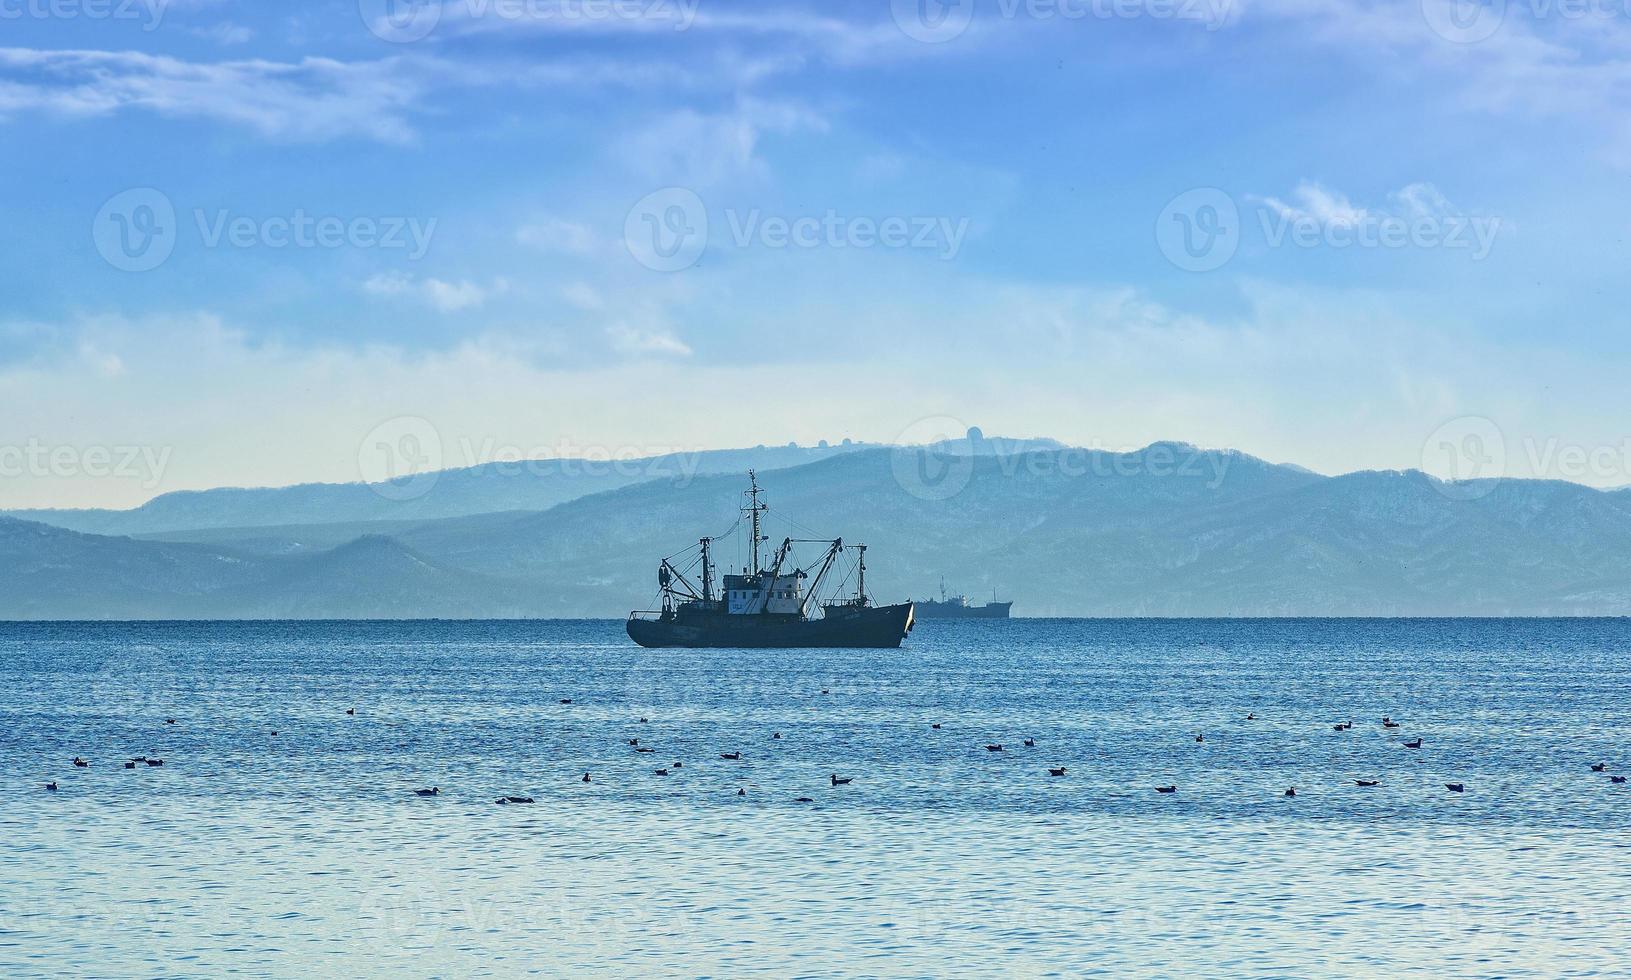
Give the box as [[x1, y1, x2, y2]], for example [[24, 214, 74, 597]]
[[615, 98, 828, 186], [190, 23, 255, 45], [363, 272, 506, 312], [0, 48, 432, 143], [516, 217, 602, 255], [1253, 179, 1485, 229], [1258, 181, 1370, 228], [607, 324, 692, 356]]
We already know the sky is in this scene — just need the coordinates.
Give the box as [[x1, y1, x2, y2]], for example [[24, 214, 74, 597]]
[[2, 0, 1631, 508]]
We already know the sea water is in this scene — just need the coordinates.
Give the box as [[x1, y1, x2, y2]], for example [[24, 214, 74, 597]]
[[1, 619, 1628, 977]]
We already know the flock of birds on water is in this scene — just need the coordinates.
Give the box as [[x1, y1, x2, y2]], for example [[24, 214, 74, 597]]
[[36, 695, 1631, 800]]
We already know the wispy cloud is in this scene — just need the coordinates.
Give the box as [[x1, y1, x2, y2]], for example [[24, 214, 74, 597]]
[[364, 272, 506, 312], [607, 323, 692, 356], [0, 48, 431, 143]]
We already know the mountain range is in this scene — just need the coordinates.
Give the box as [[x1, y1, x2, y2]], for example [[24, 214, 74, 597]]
[[4, 435, 1630, 618]]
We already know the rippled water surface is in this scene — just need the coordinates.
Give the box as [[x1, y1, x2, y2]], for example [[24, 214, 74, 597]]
[[2, 619, 1630, 977]]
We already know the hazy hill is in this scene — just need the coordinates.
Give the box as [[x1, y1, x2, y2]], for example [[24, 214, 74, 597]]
[[6, 443, 1631, 619], [0, 518, 544, 619], [4, 435, 1065, 537]]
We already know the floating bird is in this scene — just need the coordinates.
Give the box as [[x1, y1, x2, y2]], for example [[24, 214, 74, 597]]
[[772, 733, 782, 740], [985, 744, 1004, 752], [931, 723, 941, 730], [1284, 788, 1296, 797], [672, 762, 682, 768], [831, 774, 852, 786], [1332, 721, 1353, 731], [1446, 783, 1464, 793], [582, 773, 591, 783], [72, 757, 89, 768], [1591, 763, 1607, 772], [1403, 738, 1423, 749], [496, 796, 535, 804], [639, 717, 648, 723], [559, 698, 573, 704], [1023, 738, 1035, 747], [654, 769, 670, 776], [636, 747, 654, 753], [628, 738, 639, 746], [145, 759, 164, 767], [1612, 776, 1627, 784], [720, 752, 741, 760], [45, 782, 56, 792], [1048, 767, 1067, 777], [795, 797, 815, 803], [1355, 780, 1380, 787], [737, 788, 746, 796], [1155, 785, 1177, 794], [165, 718, 176, 725], [820, 689, 829, 695], [129, 756, 147, 763], [414, 787, 439, 797], [1195, 734, 1204, 743], [1245, 713, 1256, 721], [346, 708, 355, 716], [123, 761, 136, 769], [1383, 721, 1400, 729], [271, 731, 279, 736]]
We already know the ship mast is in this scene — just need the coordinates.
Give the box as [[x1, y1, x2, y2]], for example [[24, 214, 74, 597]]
[[744, 469, 768, 576], [700, 537, 714, 602]]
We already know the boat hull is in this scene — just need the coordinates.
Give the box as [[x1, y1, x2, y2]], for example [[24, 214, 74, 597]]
[[627, 602, 915, 649]]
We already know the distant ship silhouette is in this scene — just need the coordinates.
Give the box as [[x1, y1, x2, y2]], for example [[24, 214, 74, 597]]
[[914, 577, 1013, 619]]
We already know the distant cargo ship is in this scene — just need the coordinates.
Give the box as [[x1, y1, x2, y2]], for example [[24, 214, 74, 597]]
[[626, 472, 915, 648], [915, 579, 1013, 619]]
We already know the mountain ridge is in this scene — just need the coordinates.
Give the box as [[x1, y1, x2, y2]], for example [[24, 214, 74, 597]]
[[4, 443, 1628, 619]]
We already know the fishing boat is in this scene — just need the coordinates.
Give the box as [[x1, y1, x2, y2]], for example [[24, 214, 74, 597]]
[[626, 472, 915, 648]]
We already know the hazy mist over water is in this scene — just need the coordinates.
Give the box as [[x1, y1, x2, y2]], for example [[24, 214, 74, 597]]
[[3, 618, 1629, 976]]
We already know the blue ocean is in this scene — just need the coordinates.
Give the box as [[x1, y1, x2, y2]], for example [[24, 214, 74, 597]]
[[2, 619, 1628, 977]]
